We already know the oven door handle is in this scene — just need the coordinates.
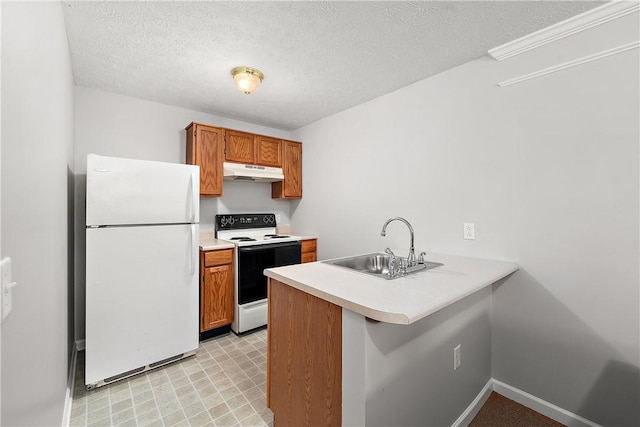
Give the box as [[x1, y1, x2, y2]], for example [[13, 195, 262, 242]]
[[238, 241, 301, 253]]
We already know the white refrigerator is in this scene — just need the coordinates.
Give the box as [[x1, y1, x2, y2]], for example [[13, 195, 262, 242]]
[[85, 154, 200, 388]]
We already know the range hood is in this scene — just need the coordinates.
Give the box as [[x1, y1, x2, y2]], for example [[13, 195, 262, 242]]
[[223, 162, 284, 183]]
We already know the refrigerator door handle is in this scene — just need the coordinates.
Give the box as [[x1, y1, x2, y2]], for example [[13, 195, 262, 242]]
[[188, 172, 197, 223], [190, 224, 196, 275]]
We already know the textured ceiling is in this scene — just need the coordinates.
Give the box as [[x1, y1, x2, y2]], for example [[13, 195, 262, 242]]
[[62, 1, 603, 131]]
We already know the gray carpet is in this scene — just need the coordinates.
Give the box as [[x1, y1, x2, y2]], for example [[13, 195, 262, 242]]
[[469, 392, 565, 427]]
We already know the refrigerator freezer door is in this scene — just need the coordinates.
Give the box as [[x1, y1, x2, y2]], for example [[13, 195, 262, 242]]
[[85, 224, 199, 386], [86, 154, 199, 226]]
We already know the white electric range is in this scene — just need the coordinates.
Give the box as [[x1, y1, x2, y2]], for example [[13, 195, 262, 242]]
[[215, 213, 301, 333]]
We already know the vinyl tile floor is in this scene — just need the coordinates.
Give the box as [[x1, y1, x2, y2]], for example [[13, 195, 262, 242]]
[[70, 329, 274, 427]]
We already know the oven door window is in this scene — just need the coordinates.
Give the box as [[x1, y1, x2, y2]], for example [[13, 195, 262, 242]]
[[238, 241, 301, 305]]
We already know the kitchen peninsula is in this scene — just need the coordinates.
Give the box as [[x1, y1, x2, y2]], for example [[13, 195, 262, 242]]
[[264, 252, 518, 426]]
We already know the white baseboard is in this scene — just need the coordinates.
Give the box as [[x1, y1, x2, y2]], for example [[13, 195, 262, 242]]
[[492, 379, 601, 427], [452, 379, 493, 427], [76, 339, 85, 351], [61, 344, 78, 427]]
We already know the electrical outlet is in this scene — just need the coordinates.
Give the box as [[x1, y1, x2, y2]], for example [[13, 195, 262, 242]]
[[454, 344, 461, 370], [275, 214, 281, 224], [463, 223, 475, 240]]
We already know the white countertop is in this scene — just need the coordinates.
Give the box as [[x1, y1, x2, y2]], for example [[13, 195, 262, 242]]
[[290, 233, 318, 240], [264, 252, 518, 325], [275, 225, 316, 240], [199, 228, 315, 251], [199, 230, 235, 251]]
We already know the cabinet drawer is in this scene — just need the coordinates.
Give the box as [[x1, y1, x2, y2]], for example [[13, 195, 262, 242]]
[[301, 239, 316, 254], [204, 249, 233, 267]]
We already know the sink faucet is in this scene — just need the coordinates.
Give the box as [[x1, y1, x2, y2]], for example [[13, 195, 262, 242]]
[[381, 217, 416, 267]]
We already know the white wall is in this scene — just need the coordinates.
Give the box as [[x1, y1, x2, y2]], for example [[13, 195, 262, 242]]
[[341, 288, 493, 427], [365, 287, 492, 426], [291, 12, 639, 426], [73, 86, 292, 342], [1, 2, 75, 425]]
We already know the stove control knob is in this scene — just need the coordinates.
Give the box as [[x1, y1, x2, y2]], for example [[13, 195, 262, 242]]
[[263, 215, 270, 224]]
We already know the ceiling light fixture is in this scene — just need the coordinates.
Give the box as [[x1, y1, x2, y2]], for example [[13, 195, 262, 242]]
[[230, 66, 264, 95]]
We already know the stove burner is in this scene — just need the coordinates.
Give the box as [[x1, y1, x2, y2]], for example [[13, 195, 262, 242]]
[[230, 237, 257, 242], [264, 234, 290, 239]]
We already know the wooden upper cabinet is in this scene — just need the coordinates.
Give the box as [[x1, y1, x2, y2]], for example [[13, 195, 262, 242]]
[[255, 136, 282, 168], [225, 130, 255, 164], [186, 122, 224, 197], [272, 140, 302, 199], [186, 122, 303, 199]]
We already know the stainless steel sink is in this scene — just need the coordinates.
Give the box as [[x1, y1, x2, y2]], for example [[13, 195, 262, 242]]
[[324, 253, 443, 280]]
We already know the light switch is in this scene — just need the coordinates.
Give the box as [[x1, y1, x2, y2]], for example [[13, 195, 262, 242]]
[[1, 257, 17, 322]]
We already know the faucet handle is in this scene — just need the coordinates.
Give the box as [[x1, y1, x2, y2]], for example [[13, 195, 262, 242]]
[[385, 248, 397, 277], [417, 251, 426, 264]]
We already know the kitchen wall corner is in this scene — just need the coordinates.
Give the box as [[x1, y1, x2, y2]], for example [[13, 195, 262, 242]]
[[72, 86, 293, 343], [1, 2, 75, 425], [290, 11, 639, 426]]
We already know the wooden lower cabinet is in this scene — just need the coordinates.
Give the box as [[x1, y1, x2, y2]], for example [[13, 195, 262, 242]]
[[267, 279, 342, 427], [200, 248, 234, 332], [301, 238, 317, 263]]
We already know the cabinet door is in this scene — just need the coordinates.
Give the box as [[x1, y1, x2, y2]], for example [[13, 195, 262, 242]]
[[201, 263, 234, 331], [255, 136, 282, 167], [187, 124, 224, 197], [225, 130, 255, 164], [272, 140, 302, 199], [283, 141, 302, 198]]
